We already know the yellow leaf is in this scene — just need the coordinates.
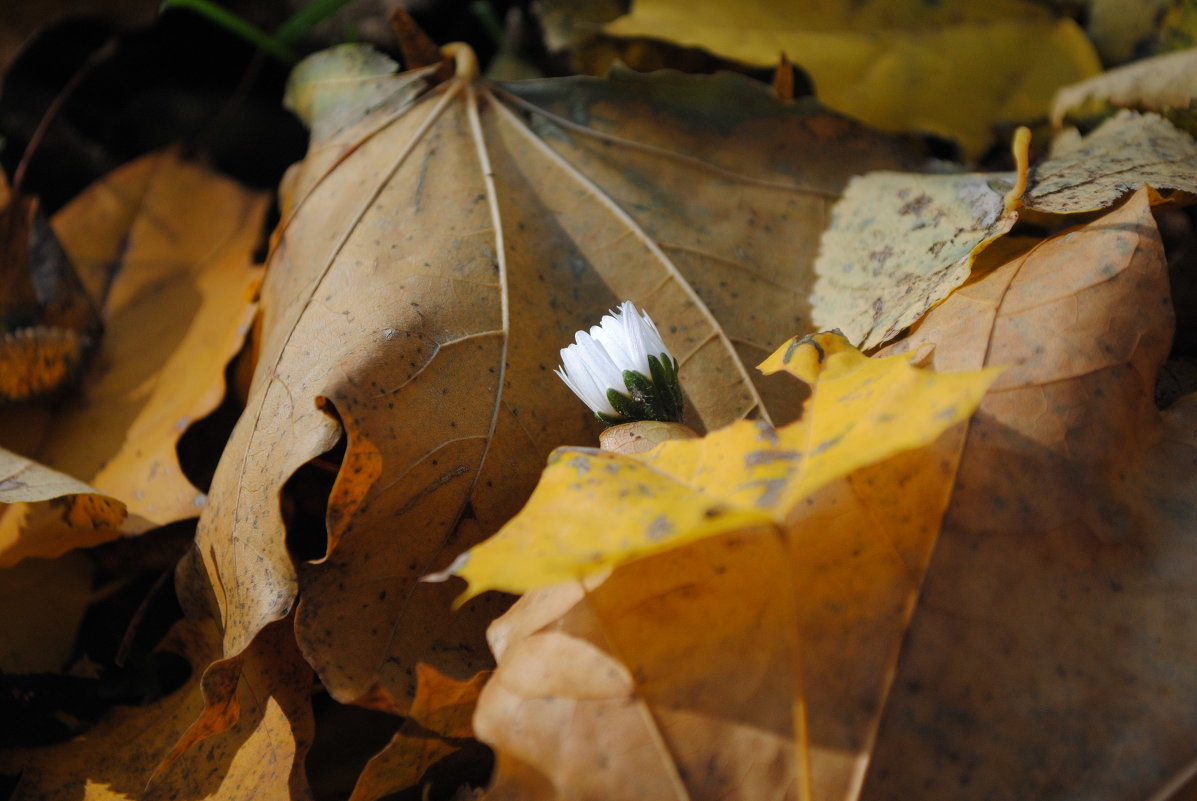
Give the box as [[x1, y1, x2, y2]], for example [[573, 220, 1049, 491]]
[[0, 446, 126, 566], [476, 434, 971, 800], [603, 0, 1100, 156], [1085, 0, 1169, 64], [446, 331, 999, 599], [0, 150, 265, 565]]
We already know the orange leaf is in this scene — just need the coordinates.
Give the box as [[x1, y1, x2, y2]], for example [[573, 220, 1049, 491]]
[[347, 665, 489, 801], [0, 617, 313, 801], [864, 189, 1197, 799], [0, 150, 265, 565]]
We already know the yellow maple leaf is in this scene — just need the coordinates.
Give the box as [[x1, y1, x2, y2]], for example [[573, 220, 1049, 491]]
[[442, 331, 1001, 600], [603, 0, 1100, 156]]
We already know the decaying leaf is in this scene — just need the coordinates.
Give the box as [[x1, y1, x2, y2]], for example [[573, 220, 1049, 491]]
[[811, 171, 1016, 349], [603, 0, 1099, 155], [0, 446, 126, 565], [183, 45, 918, 722], [283, 44, 435, 144], [0, 617, 314, 801], [348, 665, 489, 801], [0, 151, 266, 565], [0, 173, 100, 401], [811, 111, 1197, 348], [1051, 48, 1197, 130], [1025, 110, 1197, 213], [860, 189, 1197, 800], [467, 333, 995, 800]]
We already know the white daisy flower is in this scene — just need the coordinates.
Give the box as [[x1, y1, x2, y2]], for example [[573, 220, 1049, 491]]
[[555, 301, 683, 425]]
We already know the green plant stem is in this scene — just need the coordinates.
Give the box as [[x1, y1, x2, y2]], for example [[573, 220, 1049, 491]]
[[274, 0, 358, 45], [160, 0, 299, 63]]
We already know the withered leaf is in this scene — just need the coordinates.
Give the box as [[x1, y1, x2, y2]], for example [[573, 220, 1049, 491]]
[[0, 617, 313, 801], [0, 151, 265, 564], [863, 190, 1197, 800], [1025, 111, 1197, 214], [811, 171, 1016, 348], [0, 446, 125, 566], [471, 337, 994, 800]]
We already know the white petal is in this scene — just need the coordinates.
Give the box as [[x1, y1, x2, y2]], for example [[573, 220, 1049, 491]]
[[554, 301, 676, 417], [560, 331, 627, 415], [590, 317, 635, 373], [637, 306, 671, 362], [556, 364, 614, 415], [559, 341, 616, 415], [576, 331, 626, 390]]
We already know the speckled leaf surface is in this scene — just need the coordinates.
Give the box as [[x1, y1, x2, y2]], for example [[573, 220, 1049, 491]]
[[810, 111, 1197, 351], [811, 171, 1016, 348], [1025, 111, 1197, 213]]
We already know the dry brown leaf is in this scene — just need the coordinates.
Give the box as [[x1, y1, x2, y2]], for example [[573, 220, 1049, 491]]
[[475, 431, 965, 801], [861, 189, 1197, 799], [183, 50, 917, 723], [1051, 48, 1197, 128], [0, 446, 126, 564], [0, 175, 101, 401], [0, 151, 266, 565], [348, 665, 489, 801], [0, 617, 314, 801]]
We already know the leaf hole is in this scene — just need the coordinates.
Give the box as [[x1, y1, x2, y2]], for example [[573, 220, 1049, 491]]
[[281, 408, 346, 564]]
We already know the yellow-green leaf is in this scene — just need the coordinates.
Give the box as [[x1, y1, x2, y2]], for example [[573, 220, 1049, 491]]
[[603, 0, 1100, 156], [445, 332, 1000, 599]]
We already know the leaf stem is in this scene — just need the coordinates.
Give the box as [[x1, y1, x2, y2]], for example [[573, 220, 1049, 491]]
[[160, 0, 299, 63], [274, 0, 358, 45]]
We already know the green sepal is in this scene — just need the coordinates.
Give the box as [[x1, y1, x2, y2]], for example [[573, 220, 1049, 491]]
[[668, 355, 684, 421], [606, 387, 641, 420], [594, 362, 684, 428], [647, 355, 678, 422], [622, 370, 663, 421]]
